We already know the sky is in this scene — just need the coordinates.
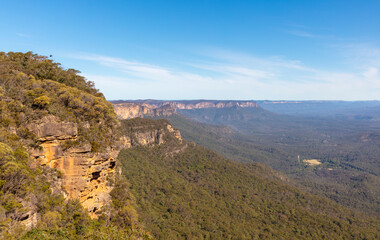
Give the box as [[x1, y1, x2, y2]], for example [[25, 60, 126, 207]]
[[1, 0, 380, 100]]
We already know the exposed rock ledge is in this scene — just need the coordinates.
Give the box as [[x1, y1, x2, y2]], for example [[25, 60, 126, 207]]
[[121, 121, 183, 149], [27, 115, 117, 218]]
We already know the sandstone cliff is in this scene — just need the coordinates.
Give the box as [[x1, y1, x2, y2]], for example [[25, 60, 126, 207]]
[[113, 100, 258, 119], [168, 100, 258, 109], [114, 103, 176, 119], [27, 115, 117, 218], [120, 119, 182, 148], [22, 111, 184, 221]]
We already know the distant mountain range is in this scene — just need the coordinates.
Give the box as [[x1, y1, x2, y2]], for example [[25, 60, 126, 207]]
[[112, 99, 380, 121]]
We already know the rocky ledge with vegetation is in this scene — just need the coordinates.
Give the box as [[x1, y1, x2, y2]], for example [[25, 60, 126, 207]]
[[0, 52, 150, 239]]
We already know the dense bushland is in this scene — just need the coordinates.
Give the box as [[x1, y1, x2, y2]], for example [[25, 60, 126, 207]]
[[118, 132, 380, 239], [166, 110, 380, 216], [0, 51, 119, 152], [0, 52, 149, 239]]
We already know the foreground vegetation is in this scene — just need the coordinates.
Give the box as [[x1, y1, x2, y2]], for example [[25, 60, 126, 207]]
[[0, 52, 149, 239]]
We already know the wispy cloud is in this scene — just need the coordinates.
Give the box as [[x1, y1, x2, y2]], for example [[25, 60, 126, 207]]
[[284, 29, 336, 40], [72, 46, 380, 100], [73, 54, 173, 81], [74, 53, 224, 99], [285, 30, 318, 38], [15, 33, 32, 38], [188, 62, 274, 80], [339, 43, 380, 68], [196, 48, 313, 71]]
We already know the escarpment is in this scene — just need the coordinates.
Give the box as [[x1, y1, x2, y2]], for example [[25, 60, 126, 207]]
[[170, 100, 258, 109], [26, 116, 118, 217], [24, 115, 184, 219], [112, 100, 258, 119], [114, 102, 176, 119]]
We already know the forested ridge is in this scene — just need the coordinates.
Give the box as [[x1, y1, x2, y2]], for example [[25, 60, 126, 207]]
[[167, 108, 380, 216]]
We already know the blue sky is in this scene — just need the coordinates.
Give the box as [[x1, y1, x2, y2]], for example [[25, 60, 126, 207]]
[[1, 0, 380, 100]]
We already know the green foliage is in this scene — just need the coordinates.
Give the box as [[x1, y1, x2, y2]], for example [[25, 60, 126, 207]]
[[0, 52, 98, 95], [21, 224, 152, 240], [118, 141, 380, 239], [32, 95, 51, 108], [110, 177, 138, 226], [0, 51, 119, 152], [0, 52, 149, 239], [166, 113, 380, 216], [120, 117, 169, 130]]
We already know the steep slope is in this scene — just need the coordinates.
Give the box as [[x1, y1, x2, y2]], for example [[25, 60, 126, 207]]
[[118, 118, 380, 239], [0, 52, 149, 239]]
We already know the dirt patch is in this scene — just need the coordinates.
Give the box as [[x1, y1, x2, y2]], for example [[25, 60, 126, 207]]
[[303, 159, 321, 166]]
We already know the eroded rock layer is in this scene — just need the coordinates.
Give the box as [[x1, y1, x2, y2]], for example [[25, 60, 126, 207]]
[[112, 100, 258, 119], [113, 103, 176, 119], [121, 121, 182, 149], [27, 116, 117, 218]]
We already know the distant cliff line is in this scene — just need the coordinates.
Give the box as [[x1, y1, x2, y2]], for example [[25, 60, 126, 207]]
[[111, 100, 259, 119], [111, 99, 258, 109]]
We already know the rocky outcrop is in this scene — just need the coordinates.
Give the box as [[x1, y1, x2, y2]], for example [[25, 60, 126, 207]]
[[27, 116, 117, 218], [120, 120, 183, 149], [121, 129, 165, 148], [112, 100, 258, 119], [166, 124, 182, 143]]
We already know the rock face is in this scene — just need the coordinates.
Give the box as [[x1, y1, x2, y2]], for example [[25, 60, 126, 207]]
[[122, 125, 183, 148], [134, 130, 164, 146], [113, 103, 176, 119], [120, 120, 183, 149], [112, 100, 258, 119], [166, 124, 183, 143], [27, 116, 117, 218]]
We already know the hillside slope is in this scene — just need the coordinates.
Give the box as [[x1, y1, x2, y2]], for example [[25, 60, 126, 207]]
[[164, 114, 380, 217], [118, 118, 380, 239]]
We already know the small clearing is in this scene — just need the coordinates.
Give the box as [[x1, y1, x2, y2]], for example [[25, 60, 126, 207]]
[[303, 159, 322, 166]]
